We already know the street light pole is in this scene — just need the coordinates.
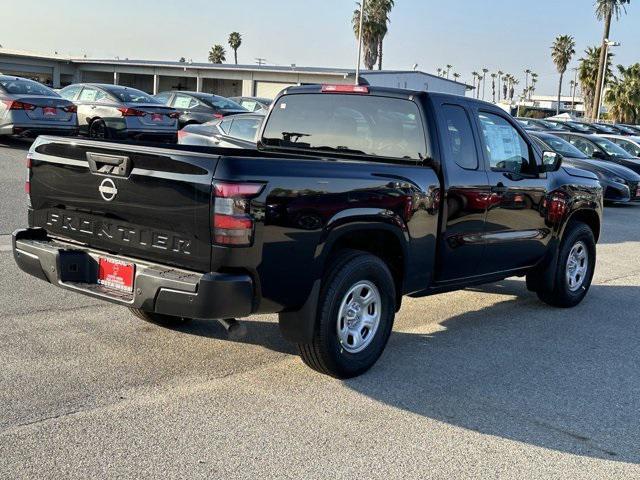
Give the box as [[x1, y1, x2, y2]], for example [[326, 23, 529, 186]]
[[596, 39, 619, 121], [571, 67, 578, 116], [355, 0, 366, 85]]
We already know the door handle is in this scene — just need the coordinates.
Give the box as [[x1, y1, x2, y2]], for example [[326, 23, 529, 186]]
[[491, 183, 507, 194]]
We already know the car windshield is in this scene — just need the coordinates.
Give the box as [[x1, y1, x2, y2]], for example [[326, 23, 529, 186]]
[[262, 93, 427, 161], [537, 119, 565, 131], [200, 95, 245, 110], [591, 136, 635, 158], [0, 78, 57, 96], [537, 134, 588, 159], [105, 87, 158, 104], [566, 122, 593, 133]]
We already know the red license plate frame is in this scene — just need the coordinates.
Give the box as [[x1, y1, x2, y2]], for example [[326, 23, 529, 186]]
[[98, 257, 135, 292], [43, 106, 57, 116], [152, 113, 163, 122]]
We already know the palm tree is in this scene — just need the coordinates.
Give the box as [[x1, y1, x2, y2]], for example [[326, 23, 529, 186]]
[[524, 69, 532, 93], [605, 63, 640, 123], [228, 32, 242, 65], [452, 72, 461, 82], [551, 35, 576, 114], [496, 70, 504, 102], [481, 68, 489, 100], [208, 44, 226, 64], [579, 46, 613, 119], [593, 0, 631, 120], [353, 0, 394, 71], [490, 73, 497, 102], [502, 74, 510, 100], [437, 68, 443, 77], [446, 64, 453, 79], [509, 78, 519, 102]]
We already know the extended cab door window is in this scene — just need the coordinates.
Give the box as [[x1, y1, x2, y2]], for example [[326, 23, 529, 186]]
[[261, 93, 428, 162], [442, 105, 478, 170]]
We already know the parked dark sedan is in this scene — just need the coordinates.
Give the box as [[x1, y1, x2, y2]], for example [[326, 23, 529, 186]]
[[530, 131, 640, 203], [178, 113, 263, 148], [59, 83, 178, 142], [154, 91, 247, 127], [0, 76, 78, 137], [516, 118, 567, 131], [228, 96, 272, 113], [553, 132, 640, 174]]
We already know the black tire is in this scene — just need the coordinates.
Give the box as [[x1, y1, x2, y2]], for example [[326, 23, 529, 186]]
[[88, 119, 109, 139], [297, 250, 396, 379], [129, 308, 190, 327], [535, 222, 596, 308]]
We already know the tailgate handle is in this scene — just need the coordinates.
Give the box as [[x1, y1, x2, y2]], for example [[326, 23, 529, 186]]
[[86, 152, 131, 177]]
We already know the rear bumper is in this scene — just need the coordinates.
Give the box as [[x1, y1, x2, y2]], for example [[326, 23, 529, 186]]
[[12, 228, 254, 320], [0, 124, 78, 138]]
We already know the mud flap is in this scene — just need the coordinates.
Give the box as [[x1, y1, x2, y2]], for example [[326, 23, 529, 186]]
[[278, 279, 321, 343]]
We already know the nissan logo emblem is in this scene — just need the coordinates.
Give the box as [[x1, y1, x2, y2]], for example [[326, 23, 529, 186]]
[[98, 178, 118, 202]]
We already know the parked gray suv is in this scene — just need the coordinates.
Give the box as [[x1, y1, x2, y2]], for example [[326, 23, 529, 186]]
[[59, 83, 179, 142], [0, 76, 78, 138]]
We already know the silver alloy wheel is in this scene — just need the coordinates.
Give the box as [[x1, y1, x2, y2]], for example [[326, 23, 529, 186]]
[[566, 240, 589, 292], [337, 280, 382, 354]]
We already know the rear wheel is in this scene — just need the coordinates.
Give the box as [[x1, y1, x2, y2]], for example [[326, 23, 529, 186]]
[[297, 250, 396, 378], [89, 119, 109, 139], [534, 222, 596, 308], [129, 308, 190, 327]]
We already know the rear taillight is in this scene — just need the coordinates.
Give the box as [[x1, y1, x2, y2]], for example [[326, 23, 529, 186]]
[[213, 113, 224, 119], [25, 153, 32, 195], [2, 100, 37, 110], [118, 107, 146, 117], [177, 130, 187, 140], [213, 182, 264, 246], [62, 105, 77, 113], [168, 111, 180, 119]]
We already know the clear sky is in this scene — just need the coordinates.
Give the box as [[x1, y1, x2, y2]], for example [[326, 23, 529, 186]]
[[2, 0, 638, 95]]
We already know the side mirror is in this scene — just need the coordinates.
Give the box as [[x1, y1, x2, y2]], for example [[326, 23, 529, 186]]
[[541, 151, 562, 173], [591, 150, 606, 160]]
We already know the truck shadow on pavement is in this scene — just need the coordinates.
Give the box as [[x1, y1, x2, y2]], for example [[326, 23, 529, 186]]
[[168, 278, 640, 463], [345, 279, 640, 464], [0, 137, 32, 151]]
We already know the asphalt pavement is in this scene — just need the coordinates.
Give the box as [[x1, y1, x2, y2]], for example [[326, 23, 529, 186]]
[[0, 140, 639, 479]]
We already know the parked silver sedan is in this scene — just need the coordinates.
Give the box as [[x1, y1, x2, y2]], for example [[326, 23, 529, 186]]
[[59, 83, 179, 142], [0, 76, 78, 137], [601, 135, 640, 158], [178, 113, 264, 148]]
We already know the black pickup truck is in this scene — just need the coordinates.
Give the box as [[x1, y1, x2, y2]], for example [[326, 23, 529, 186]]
[[14, 84, 603, 378]]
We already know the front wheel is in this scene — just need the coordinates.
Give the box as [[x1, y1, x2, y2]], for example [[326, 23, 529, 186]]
[[534, 222, 596, 308], [297, 250, 396, 378]]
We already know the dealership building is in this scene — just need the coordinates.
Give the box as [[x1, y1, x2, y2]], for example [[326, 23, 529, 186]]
[[0, 49, 471, 98]]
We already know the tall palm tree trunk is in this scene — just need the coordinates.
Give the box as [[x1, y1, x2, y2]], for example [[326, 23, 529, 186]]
[[593, 13, 612, 120], [377, 39, 383, 70], [234, 49, 238, 65], [557, 72, 564, 115]]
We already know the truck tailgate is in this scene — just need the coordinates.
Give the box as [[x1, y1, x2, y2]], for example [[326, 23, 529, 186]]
[[28, 137, 218, 272]]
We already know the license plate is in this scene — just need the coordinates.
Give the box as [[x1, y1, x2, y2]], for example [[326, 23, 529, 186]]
[[43, 107, 57, 116], [98, 257, 135, 292], [152, 113, 163, 122]]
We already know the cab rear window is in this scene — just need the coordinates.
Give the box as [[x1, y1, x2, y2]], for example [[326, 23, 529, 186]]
[[261, 93, 427, 161]]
